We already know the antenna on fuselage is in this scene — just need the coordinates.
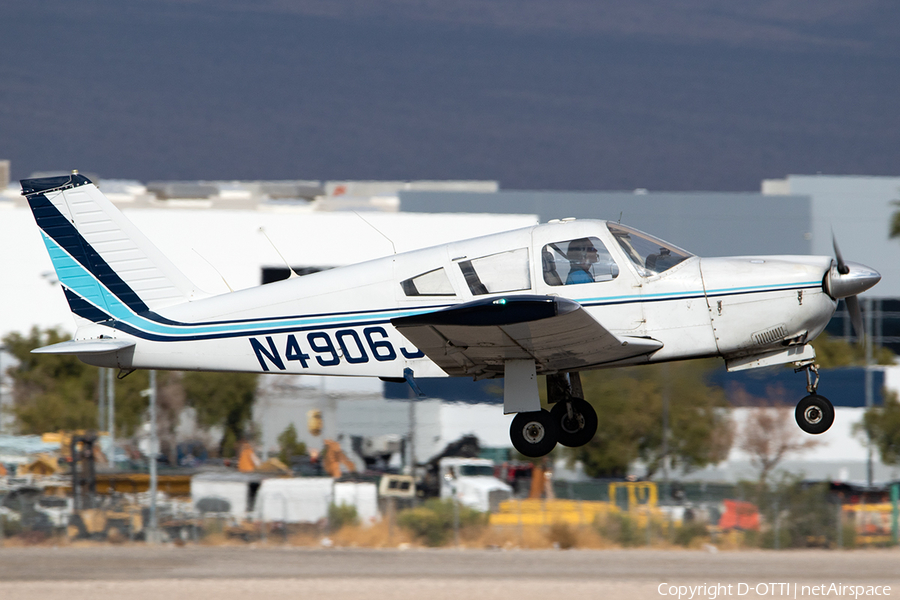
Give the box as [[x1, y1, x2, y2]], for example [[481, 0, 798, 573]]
[[192, 249, 234, 292], [258, 227, 298, 278], [353, 211, 397, 255], [618, 212, 623, 224]]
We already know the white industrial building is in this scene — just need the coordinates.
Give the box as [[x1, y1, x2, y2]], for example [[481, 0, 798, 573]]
[[2, 169, 899, 484]]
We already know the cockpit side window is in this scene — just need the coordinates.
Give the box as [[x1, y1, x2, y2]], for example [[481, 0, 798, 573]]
[[542, 237, 619, 286], [458, 248, 531, 295], [607, 223, 692, 277], [401, 267, 456, 297]]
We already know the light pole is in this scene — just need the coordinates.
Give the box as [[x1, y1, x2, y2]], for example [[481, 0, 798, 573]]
[[107, 369, 115, 468], [97, 368, 106, 432], [864, 298, 874, 488], [141, 371, 159, 544], [444, 470, 460, 547], [661, 363, 671, 499]]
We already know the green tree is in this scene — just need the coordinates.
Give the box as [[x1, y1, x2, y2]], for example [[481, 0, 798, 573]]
[[859, 390, 900, 465], [811, 332, 894, 368], [738, 403, 817, 489], [277, 423, 307, 465], [569, 360, 733, 478], [2, 327, 153, 436], [182, 371, 258, 457], [889, 200, 900, 240]]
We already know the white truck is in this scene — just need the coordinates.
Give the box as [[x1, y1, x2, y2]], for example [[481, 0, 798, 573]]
[[438, 457, 512, 513]]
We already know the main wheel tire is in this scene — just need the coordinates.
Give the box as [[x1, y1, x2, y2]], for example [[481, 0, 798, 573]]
[[510, 409, 559, 458], [795, 394, 835, 434], [551, 398, 598, 447]]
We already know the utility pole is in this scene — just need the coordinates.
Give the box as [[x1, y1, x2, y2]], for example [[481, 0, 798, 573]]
[[142, 370, 159, 544], [661, 363, 671, 499], [0, 346, 6, 436], [107, 369, 115, 467], [865, 298, 874, 488], [97, 368, 107, 432], [0, 345, 5, 436], [408, 384, 416, 474]]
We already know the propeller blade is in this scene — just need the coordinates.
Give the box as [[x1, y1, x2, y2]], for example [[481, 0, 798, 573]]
[[845, 295, 865, 344], [833, 233, 850, 275], [830, 231, 877, 346]]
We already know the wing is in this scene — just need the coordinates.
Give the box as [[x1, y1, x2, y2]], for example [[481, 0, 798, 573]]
[[391, 295, 662, 378]]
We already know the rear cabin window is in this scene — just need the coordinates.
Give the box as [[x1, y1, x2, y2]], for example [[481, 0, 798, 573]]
[[401, 267, 456, 296], [458, 248, 531, 295], [541, 237, 619, 286]]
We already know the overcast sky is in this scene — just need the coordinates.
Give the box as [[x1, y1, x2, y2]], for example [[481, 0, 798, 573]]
[[2, 0, 899, 190]]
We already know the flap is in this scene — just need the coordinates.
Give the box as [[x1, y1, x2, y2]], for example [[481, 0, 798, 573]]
[[392, 295, 662, 378]]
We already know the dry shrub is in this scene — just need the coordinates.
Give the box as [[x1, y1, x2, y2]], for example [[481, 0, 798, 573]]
[[397, 499, 487, 547], [329, 521, 414, 548], [198, 531, 230, 546], [547, 522, 578, 549], [469, 524, 611, 550], [284, 529, 321, 547]]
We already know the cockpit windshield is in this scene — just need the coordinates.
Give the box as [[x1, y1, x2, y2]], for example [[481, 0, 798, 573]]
[[607, 223, 692, 277]]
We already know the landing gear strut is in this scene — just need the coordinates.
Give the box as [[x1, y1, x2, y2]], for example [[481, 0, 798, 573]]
[[507, 372, 599, 458], [794, 362, 834, 435], [547, 372, 598, 448]]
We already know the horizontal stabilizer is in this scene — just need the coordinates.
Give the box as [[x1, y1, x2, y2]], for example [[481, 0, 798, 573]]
[[32, 339, 136, 355]]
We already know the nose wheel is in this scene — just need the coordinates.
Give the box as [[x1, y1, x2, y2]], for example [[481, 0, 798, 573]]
[[794, 363, 835, 434], [795, 393, 834, 435]]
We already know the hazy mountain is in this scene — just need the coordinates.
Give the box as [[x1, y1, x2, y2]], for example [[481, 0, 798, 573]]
[[2, 0, 898, 190]]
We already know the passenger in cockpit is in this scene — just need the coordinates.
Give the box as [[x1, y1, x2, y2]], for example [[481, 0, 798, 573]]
[[566, 238, 599, 284]]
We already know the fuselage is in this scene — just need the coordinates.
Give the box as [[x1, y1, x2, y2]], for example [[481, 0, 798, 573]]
[[76, 219, 839, 379]]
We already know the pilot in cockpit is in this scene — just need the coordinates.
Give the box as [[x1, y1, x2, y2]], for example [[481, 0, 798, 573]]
[[566, 238, 599, 284]]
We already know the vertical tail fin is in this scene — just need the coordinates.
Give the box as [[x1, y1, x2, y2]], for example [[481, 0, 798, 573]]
[[22, 174, 206, 322]]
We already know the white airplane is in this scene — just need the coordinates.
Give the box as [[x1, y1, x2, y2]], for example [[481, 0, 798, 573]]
[[22, 173, 881, 457]]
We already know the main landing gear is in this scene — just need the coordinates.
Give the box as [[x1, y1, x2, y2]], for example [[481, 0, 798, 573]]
[[794, 363, 835, 435], [509, 372, 598, 458]]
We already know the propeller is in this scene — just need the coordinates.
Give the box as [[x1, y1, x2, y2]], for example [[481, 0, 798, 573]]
[[824, 235, 881, 343]]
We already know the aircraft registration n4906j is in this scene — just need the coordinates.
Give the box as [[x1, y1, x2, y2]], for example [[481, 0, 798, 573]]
[[22, 174, 881, 457]]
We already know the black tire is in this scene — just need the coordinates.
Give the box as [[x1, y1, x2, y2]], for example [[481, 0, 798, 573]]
[[510, 410, 559, 458], [551, 399, 598, 447], [795, 394, 835, 434]]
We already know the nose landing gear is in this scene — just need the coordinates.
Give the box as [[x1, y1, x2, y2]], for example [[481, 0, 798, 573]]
[[794, 363, 835, 435]]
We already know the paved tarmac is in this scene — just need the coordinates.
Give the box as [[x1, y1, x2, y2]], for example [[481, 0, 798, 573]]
[[0, 546, 898, 600]]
